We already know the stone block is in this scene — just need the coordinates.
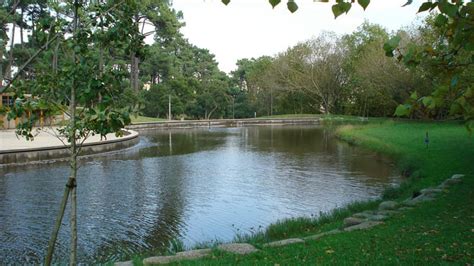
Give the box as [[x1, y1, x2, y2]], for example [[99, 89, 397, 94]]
[[343, 221, 384, 232], [217, 243, 259, 255], [263, 238, 304, 247], [378, 201, 399, 210]]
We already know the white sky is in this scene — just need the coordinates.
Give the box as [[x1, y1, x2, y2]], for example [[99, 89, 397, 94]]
[[171, 0, 424, 73]]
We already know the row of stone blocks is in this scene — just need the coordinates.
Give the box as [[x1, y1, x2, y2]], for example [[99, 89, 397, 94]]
[[115, 174, 463, 265]]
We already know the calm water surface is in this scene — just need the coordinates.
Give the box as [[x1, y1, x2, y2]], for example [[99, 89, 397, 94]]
[[0, 126, 399, 263]]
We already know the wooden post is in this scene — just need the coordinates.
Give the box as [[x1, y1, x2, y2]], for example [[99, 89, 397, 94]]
[[168, 94, 171, 121], [40, 110, 44, 127]]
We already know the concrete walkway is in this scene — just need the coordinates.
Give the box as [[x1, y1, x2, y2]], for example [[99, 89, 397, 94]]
[[0, 127, 135, 153]]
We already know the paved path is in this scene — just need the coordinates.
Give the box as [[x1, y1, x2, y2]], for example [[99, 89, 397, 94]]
[[0, 127, 130, 152]]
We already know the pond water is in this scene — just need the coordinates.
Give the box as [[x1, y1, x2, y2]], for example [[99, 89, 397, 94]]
[[0, 126, 399, 263]]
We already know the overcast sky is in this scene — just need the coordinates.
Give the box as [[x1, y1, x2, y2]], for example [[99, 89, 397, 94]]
[[171, 0, 424, 73]]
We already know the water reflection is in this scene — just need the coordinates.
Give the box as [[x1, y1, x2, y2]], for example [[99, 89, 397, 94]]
[[0, 126, 398, 263]]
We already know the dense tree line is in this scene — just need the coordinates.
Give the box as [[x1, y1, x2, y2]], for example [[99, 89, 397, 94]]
[[1, 2, 472, 122], [229, 18, 472, 119], [141, 16, 472, 121]]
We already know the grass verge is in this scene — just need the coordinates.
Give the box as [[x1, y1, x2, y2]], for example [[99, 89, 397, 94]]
[[131, 115, 166, 123]]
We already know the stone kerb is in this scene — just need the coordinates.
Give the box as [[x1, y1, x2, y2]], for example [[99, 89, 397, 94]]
[[0, 129, 139, 165]]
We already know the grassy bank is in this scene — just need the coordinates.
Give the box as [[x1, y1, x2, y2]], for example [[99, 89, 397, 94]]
[[122, 119, 474, 265], [131, 115, 166, 123], [337, 121, 474, 197]]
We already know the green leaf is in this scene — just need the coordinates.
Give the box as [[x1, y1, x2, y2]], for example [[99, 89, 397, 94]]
[[449, 102, 462, 115], [332, 4, 344, 18], [464, 42, 474, 51], [394, 104, 411, 117], [438, 2, 458, 17], [402, 46, 418, 66], [410, 91, 418, 100], [383, 35, 401, 57], [269, 0, 281, 8], [432, 86, 449, 98], [402, 0, 413, 7], [358, 0, 370, 10], [332, 3, 351, 18], [221, 0, 230, 5], [434, 14, 448, 27], [418, 2, 433, 13], [287, 0, 298, 13], [422, 96, 435, 109], [465, 87, 473, 98], [388, 35, 401, 47], [342, 2, 352, 13]]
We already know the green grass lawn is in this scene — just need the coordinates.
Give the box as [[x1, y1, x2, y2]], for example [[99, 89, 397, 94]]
[[123, 120, 474, 265], [130, 115, 166, 123], [257, 113, 356, 120], [258, 114, 387, 124], [257, 114, 321, 119]]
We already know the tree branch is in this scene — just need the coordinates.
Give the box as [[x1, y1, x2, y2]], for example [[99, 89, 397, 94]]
[[0, 0, 128, 94]]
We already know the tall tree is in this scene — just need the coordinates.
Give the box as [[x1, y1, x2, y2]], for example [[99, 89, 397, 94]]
[[129, 0, 183, 92], [342, 22, 429, 117], [272, 33, 347, 114], [3, 1, 145, 264]]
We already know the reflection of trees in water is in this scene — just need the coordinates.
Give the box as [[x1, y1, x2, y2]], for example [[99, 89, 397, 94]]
[[241, 126, 394, 184], [62, 129, 229, 163], [141, 157, 187, 252], [338, 146, 395, 184], [91, 157, 189, 263], [139, 129, 228, 158], [241, 126, 338, 155], [149, 129, 228, 156]]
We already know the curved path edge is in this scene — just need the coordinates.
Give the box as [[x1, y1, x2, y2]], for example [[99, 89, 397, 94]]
[[0, 129, 139, 165], [127, 118, 320, 130]]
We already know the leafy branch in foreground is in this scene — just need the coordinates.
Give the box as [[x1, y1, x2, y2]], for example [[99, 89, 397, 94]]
[[221, 0, 371, 14], [386, 1, 473, 128], [3, 1, 144, 264]]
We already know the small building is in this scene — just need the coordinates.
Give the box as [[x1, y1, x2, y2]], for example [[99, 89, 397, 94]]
[[0, 93, 65, 129], [0, 93, 16, 129]]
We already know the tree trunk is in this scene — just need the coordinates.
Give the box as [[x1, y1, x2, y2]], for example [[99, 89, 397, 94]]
[[207, 106, 218, 120], [130, 52, 140, 91], [44, 180, 72, 266], [20, 8, 24, 47], [98, 47, 104, 103], [130, 15, 140, 92], [6, 22, 16, 80], [0, 48, 4, 85], [69, 160, 78, 266], [45, 2, 79, 263], [52, 40, 60, 74], [270, 88, 273, 116], [69, 2, 80, 264]]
